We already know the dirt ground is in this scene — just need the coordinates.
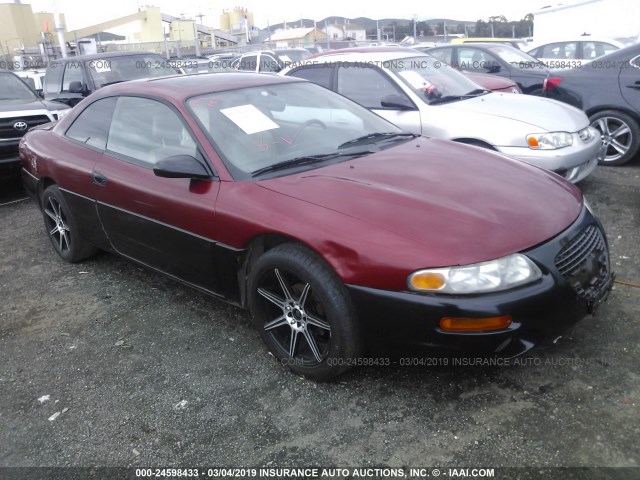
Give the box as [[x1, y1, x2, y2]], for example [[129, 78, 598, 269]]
[[0, 161, 639, 476]]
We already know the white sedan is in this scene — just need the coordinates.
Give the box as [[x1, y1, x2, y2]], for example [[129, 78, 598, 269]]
[[282, 50, 603, 184]]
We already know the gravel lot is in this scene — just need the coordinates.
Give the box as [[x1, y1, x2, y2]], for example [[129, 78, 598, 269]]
[[0, 161, 639, 475]]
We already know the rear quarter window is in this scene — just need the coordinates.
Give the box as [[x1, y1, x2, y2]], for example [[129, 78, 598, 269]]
[[44, 65, 63, 94], [65, 97, 118, 150], [288, 66, 333, 89]]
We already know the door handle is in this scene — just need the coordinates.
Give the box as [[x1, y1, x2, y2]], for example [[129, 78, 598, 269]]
[[92, 171, 108, 186], [627, 81, 640, 90]]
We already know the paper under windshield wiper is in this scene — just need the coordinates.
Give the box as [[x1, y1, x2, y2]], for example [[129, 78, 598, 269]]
[[337, 132, 417, 149], [252, 151, 373, 176]]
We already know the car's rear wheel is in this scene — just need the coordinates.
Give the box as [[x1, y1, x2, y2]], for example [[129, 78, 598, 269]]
[[248, 244, 361, 381], [590, 110, 640, 166], [41, 185, 97, 263]]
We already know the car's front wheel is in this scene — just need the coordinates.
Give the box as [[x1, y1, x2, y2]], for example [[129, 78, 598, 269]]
[[590, 110, 640, 166], [41, 185, 97, 263], [248, 244, 362, 381]]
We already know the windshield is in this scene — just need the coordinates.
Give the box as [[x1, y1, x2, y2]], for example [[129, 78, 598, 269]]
[[0, 72, 38, 101], [187, 82, 403, 179], [87, 55, 178, 88], [389, 55, 486, 105], [486, 45, 544, 66]]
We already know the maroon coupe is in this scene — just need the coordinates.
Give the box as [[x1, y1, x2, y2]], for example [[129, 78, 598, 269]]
[[20, 73, 613, 380]]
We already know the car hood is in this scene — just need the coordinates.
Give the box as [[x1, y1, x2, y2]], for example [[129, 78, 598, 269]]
[[258, 137, 583, 267], [440, 92, 589, 131], [0, 98, 68, 112]]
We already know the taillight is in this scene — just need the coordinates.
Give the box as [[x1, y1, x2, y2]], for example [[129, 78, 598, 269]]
[[543, 77, 563, 92]]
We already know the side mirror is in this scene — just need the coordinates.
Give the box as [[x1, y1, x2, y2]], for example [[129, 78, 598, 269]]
[[68, 81, 86, 94], [380, 94, 415, 110], [153, 155, 211, 180], [487, 64, 502, 73]]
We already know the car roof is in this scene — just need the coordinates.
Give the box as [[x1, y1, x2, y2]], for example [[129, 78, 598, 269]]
[[528, 37, 628, 47], [54, 51, 162, 62], [526, 38, 631, 53], [92, 72, 304, 103], [305, 50, 424, 64], [437, 42, 521, 50], [452, 37, 514, 41]]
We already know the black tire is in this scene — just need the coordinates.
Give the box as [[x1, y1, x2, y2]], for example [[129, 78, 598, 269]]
[[248, 243, 362, 381], [41, 185, 98, 263], [454, 139, 496, 150], [590, 110, 640, 166]]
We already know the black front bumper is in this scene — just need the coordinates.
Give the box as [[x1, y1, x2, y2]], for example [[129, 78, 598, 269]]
[[348, 207, 613, 356], [0, 142, 21, 179]]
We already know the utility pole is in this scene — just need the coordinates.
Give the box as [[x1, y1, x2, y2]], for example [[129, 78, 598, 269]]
[[163, 26, 169, 58], [55, 12, 67, 58], [193, 21, 201, 56]]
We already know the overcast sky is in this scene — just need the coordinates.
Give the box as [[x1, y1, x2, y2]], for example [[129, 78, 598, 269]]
[[26, 0, 553, 30]]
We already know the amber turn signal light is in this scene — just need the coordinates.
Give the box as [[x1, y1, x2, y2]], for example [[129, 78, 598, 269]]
[[409, 272, 446, 290], [439, 315, 512, 332]]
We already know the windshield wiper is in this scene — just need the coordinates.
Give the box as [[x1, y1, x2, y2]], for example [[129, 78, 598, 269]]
[[429, 89, 489, 105], [337, 132, 417, 149], [252, 151, 373, 177], [466, 88, 491, 95]]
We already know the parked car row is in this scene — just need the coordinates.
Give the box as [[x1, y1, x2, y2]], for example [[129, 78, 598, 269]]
[[7, 40, 638, 379]]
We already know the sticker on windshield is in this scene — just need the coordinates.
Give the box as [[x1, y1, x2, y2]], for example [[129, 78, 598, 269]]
[[91, 60, 112, 73], [220, 104, 279, 135], [398, 70, 428, 90]]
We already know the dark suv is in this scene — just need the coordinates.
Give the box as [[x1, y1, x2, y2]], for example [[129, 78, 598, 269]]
[[0, 70, 69, 179], [43, 51, 178, 106]]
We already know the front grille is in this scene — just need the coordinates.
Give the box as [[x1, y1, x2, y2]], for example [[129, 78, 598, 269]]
[[555, 224, 610, 303], [0, 115, 51, 138]]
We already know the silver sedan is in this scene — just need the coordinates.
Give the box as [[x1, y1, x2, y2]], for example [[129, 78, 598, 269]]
[[283, 51, 603, 183]]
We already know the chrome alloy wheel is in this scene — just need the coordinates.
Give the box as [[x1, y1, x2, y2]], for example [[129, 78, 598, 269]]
[[44, 197, 71, 254], [593, 116, 633, 163], [257, 268, 332, 364]]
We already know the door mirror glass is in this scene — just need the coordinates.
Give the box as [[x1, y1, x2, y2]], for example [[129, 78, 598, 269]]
[[380, 94, 415, 110], [68, 81, 85, 93]]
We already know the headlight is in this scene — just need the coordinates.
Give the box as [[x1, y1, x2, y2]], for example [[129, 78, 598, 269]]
[[526, 132, 573, 149], [408, 254, 542, 294]]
